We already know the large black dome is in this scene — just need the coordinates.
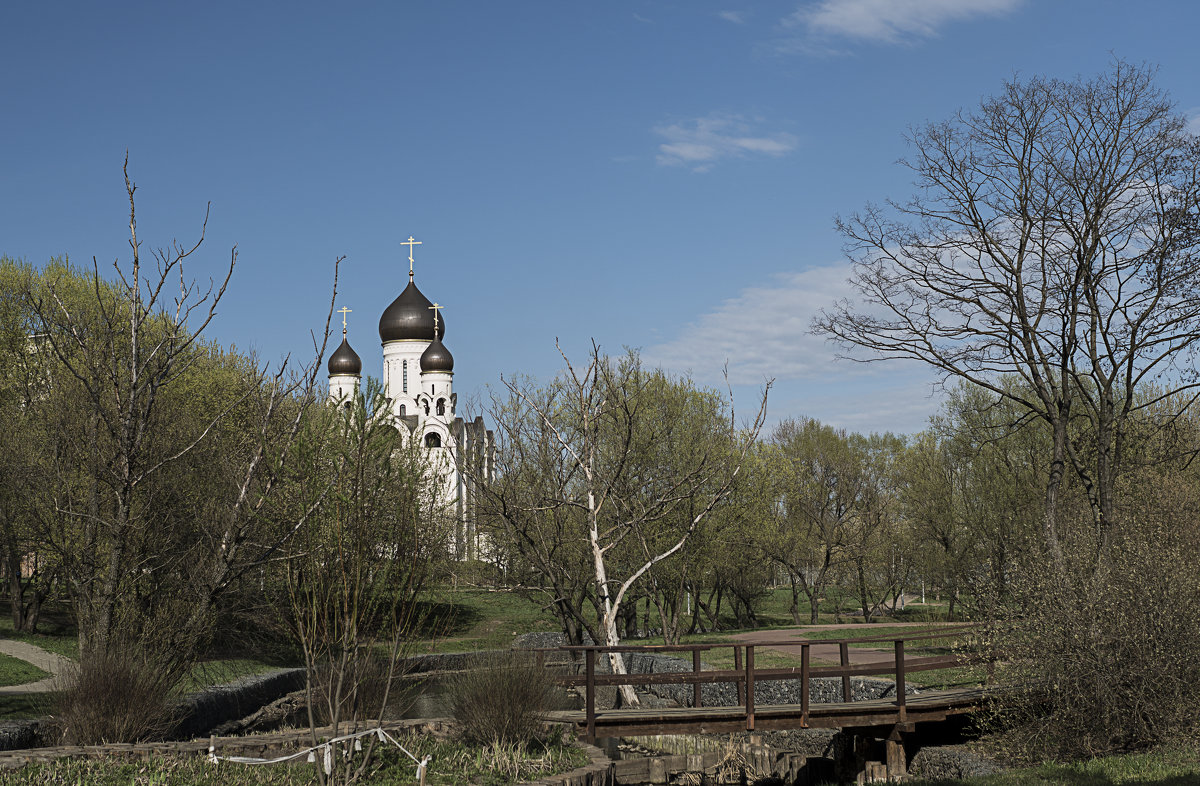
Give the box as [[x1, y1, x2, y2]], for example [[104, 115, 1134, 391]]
[[420, 335, 454, 373], [378, 279, 447, 343], [327, 337, 362, 376]]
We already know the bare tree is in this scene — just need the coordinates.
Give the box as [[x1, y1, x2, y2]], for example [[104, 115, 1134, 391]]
[[814, 61, 1200, 566], [28, 157, 339, 674], [483, 345, 769, 706]]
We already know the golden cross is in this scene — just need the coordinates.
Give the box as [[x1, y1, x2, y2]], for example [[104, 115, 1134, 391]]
[[338, 306, 352, 335], [401, 236, 422, 280], [429, 302, 444, 334]]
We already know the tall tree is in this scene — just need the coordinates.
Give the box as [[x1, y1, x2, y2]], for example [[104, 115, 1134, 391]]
[[838, 431, 907, 623], [815, 61, 1200, 566], [762, 418, 863, 624], [25, 161, 338, 674], [483, 345, 768, 705]]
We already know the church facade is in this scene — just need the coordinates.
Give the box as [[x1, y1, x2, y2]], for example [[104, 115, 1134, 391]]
[[326, 239, 494, 560]]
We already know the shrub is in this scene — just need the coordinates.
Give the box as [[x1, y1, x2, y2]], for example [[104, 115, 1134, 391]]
[[984, 506, 1200, 760], [54, 648, 180, 744], [305, 650, 398, 726], [446, 650, 557, 747]]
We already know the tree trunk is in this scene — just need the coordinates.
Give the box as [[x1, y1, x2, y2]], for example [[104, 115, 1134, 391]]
[[1043, 416, 1069, 572], [787, 572, 802, 625], [857, 564, 872, 622]]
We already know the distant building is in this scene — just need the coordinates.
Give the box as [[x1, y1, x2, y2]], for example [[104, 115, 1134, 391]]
[[326, 238, 494, 560]]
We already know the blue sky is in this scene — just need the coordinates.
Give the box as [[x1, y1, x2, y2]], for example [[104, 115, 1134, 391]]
[[4, 1, 1199, 435]]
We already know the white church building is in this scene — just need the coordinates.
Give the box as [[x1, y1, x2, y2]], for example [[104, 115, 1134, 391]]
[[326, 238, 494, 560]]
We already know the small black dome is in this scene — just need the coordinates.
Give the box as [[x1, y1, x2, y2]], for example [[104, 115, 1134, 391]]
[[327, 337, 362, 376], [378, 279, 447, 343], [420, 335, 454, 373]]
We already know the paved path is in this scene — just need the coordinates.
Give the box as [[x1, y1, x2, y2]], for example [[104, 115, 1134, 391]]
[[0, 639, 73, 694], [731, 622, 955, 668]]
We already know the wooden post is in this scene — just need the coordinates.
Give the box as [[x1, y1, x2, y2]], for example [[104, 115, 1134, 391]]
[[692, 649, 703, 708], [734, 645, 744, 706], [746, 645, 756, 731], [800, 643, 810, 727], [586, 648, 596, 743], [840, 641, 852, 702], [886, 725, 907, 780], [894, 639, 907, 721]]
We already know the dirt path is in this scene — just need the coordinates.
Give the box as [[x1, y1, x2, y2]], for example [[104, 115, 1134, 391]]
[[730, 622, 951, 667], [0, 640, 72, 694]]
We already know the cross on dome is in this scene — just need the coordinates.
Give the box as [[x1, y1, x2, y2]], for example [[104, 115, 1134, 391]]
[[401, 236, 422, 281], [338, 306, 352, 336], [429, 302, 444, 334]]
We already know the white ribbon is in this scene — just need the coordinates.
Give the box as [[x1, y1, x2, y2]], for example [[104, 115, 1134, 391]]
[[209, 726, 429, 776]]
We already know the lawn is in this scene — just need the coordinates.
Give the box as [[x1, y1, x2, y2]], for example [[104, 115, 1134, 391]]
[[0, 653, 48, 687], [410, 587, 562, 652], [0, 733, 592, 785], [909, 745, 1200, 785], [407, 586, 962, 656], [0, 693, 53, 720], [0, 608, 79, 660], [180, 658, 290, 693]]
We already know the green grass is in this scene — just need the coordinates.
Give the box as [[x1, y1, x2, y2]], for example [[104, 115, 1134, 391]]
[[0, 652, 48, 686], [0, 609, 79, 660], [726, 588, 958, 628], [0, 734, 592, 785], [0, 693, 53, 720], [411, 588, 562, 652], [406, 586, 964, 654], [909, 744, 1200, 785], [179, 658, 285, 693]]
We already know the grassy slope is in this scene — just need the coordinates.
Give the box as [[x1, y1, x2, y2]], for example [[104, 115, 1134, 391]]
[[411, 587, 563, 652]]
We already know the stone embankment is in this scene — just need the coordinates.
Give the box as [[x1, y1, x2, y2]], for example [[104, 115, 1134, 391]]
[[0, 636, 305, 752]]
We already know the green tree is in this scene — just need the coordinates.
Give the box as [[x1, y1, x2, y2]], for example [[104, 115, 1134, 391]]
[[837, 431, 907, 622], [285, 380, 444, 785], [16, 163, 341, 742], [761, 418, 862, 624], [482, 345, 768, 705], [0, 258, 60, 632]]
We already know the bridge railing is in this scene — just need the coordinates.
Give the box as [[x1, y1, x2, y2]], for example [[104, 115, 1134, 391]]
[[533, 625, 977, 740]]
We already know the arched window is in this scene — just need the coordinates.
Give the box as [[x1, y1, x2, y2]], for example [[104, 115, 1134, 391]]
[[399, 404, 406, 416], [425, 432, 441, 448], [402, 360, 408, 393], [436, 398, 445, 416]]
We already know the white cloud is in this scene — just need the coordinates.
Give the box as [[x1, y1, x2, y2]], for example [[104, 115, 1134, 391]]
[[1186, 107, 1200, 136], [718, 10, 746, 24], [643, 264, 864, 383], [633, 13, 654, 24], [643, 263, 944, 433], [654, 113, 797, 172], [782, 0, 1022, 45]]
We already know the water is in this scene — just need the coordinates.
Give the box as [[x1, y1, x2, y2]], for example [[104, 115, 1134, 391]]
[[387, 677, 583, 720]]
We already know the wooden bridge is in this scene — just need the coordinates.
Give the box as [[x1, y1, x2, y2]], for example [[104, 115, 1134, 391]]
[[539, 626, 990, 779]]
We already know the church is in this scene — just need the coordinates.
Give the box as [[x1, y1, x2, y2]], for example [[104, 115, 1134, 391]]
[[325, 237, 494, 560]]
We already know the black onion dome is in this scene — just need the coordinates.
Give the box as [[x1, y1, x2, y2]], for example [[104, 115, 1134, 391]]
[[327, 337, 362, 376], [420, 335, 454, 373], [378, 279, 447, 343]]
